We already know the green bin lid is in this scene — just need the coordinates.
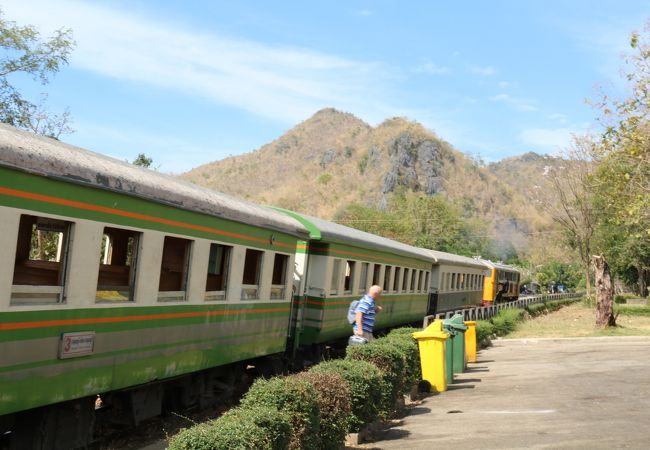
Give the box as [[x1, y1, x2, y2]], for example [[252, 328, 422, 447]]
[[443, 313, 468, 331]]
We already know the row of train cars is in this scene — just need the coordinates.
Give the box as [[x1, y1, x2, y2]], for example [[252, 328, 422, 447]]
[[0, 124, 520, 449]]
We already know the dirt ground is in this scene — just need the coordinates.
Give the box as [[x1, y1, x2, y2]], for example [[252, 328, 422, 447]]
[[506, 301, 650, 339]]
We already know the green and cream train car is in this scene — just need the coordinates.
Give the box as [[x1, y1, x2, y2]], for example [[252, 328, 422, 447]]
[[425, 250, 487, 313], [0, 124, 309, 448], [277, 211, 434, 357]]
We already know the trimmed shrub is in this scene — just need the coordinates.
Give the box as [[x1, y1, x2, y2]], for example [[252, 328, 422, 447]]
[[240, 376, 320, 450], [526, 303, 548, 316], [614, 295, 627, 304], [294, 371, 351, 450], [490, 308, 524, 335], [310, 359, 383, 432], [346, 340, 405, 417], [383, 331, 421, 391], [167, 406, 291, 450], [476, 320, 494, 345]]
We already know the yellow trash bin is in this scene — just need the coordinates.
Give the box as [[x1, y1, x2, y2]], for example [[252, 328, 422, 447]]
[[464, 321, 477, 363], [412, 321, 449, 392]]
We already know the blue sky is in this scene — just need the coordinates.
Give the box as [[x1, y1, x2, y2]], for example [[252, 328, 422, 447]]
[[4, 0, 649, 172]]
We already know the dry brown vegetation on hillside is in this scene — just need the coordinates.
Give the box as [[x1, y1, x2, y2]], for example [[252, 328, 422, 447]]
[[181, 108, 576, 264]]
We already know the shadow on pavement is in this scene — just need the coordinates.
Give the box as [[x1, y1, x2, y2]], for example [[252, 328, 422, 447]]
[[446, 384, 475, 390]]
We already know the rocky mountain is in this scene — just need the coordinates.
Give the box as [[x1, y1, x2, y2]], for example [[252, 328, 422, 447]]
[[181, 108, 569, 263]]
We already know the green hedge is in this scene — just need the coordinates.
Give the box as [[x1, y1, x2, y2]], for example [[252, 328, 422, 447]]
[[490, 308, 524, 335], [240, 376, 320, 450], [293, 371, 351, 450], [476, 320, 495, 344], [384, 329, 421, 391], [310, 359, 383, 432], [346, 340, 405, 417], [167, 405, 291, 450]]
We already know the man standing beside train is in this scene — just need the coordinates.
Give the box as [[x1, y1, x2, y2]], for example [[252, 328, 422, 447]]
[[354, 285, 383, 341]]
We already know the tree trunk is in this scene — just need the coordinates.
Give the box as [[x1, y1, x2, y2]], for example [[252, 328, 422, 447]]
[[585, 262, 591, 297], [639, 267, 648, 298], [593, 255, 616, 328]]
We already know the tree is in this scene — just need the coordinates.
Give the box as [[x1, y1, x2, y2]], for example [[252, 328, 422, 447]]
[[538, 137, 599, 297], [132, 153, 154, 168], [592, 21, 650, 296], [0, 9, 75, 138], [593, 255, 616, 328]]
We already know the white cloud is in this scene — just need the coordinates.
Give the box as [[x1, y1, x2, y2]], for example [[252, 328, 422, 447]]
[[470, 65, 497, 76], [519, 127, 574, 153], [498, 81, 509, 89], [2, 0, 393, 125], [548, 113, 569, 124], [413, 61, 451, 75], [489, 94, 537, 112]]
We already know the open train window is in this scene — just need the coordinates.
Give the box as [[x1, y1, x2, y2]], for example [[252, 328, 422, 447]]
[[417, 270, 424, 292], [330, 259, 341, 295], [344, 260, 355, 294], [402, 268, 409, 292], [358, 262, 369, 294], [11, 214, 71, 304], [96, 227, 140, 302], [383, 266, 392, 292], [271, 253, 289, 300], [371, 264, 380, 286], [205, 243, 231, 301], [158, 236, 192, 302], [423, 272, 430, 291], [242, 248, 263, 299], [410, 269, 417, 292], [393, 267, 401, 293]]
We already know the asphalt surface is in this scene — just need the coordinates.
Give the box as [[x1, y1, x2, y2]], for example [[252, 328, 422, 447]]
[[369, 336, 650, 450]]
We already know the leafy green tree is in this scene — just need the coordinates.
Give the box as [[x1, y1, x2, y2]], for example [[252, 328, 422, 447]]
[[593, 21, 650, 296], [0, 9, 75, 137], [132, 153, 154, 168]]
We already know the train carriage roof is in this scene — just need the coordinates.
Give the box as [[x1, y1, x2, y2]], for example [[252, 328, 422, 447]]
[[0, 124, 309, 238], [479, 259, 520, 273], [274, 208, 434, 262], [425, 249, 487, 269]]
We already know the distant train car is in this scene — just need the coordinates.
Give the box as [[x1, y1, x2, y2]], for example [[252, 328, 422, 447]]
[[0, 124, 309, 448], [480, 259, 521, 305], [276, 210, 434, 361], [425, 250, 486, 314]]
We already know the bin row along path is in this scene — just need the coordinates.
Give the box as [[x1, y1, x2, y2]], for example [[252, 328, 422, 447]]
[[369, 336, 650, 449]]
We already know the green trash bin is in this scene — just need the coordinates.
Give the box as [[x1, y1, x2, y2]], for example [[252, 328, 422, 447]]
[[443, 314, 468, 374], [431, 320, 454, 385]]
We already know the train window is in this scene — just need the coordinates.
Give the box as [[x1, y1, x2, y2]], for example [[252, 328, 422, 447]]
[[242, 248, 263, 299], [270, 253, 289, 300], [11, 214, 72, 304], [344, 260, 355, 294], [423, 272, 430, 291], [451, 273, 456, 291], [393, 267, 401, 293], [410, 269, 417, 292], [330, 259, 341, 295], [417, 270, 424, 291], [358, 262, 369, 294], [96, 227, 140, 302], [205, 243, 232, 301], [372, 264, 381, 286], [383, 266, 392, 292], [402, 268, 409, 291], [158, 236, 192, 302]]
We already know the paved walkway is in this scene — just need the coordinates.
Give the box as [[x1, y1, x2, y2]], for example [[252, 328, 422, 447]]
[[369, 336, 650, 449]]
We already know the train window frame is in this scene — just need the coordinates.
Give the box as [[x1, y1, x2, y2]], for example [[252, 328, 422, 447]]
[[270, 252, 289, 300], [96, 226, 141, 303], [241, 248, 264, 300], [372, 264, 381, 286], [383, 265, 392, 292], [330, 258, 341, 296], [205, 243, 232, 301], [410, 269, 417, 293], [11, 214, 73, 305], [393, 267, 401, 293], [402, 268, 409, 292], [344, 260, 355, 294], [158, 236, 193, 302], [358, 262, 369, 294]]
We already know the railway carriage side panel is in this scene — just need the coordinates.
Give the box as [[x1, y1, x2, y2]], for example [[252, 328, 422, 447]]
[[0, 167, 300, 417]]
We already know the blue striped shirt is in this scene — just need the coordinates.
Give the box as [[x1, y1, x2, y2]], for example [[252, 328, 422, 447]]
[[353, 294, 376, 333]]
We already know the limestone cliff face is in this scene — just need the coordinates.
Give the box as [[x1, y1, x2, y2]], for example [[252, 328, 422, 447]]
[[180, 108, 565, 262]]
